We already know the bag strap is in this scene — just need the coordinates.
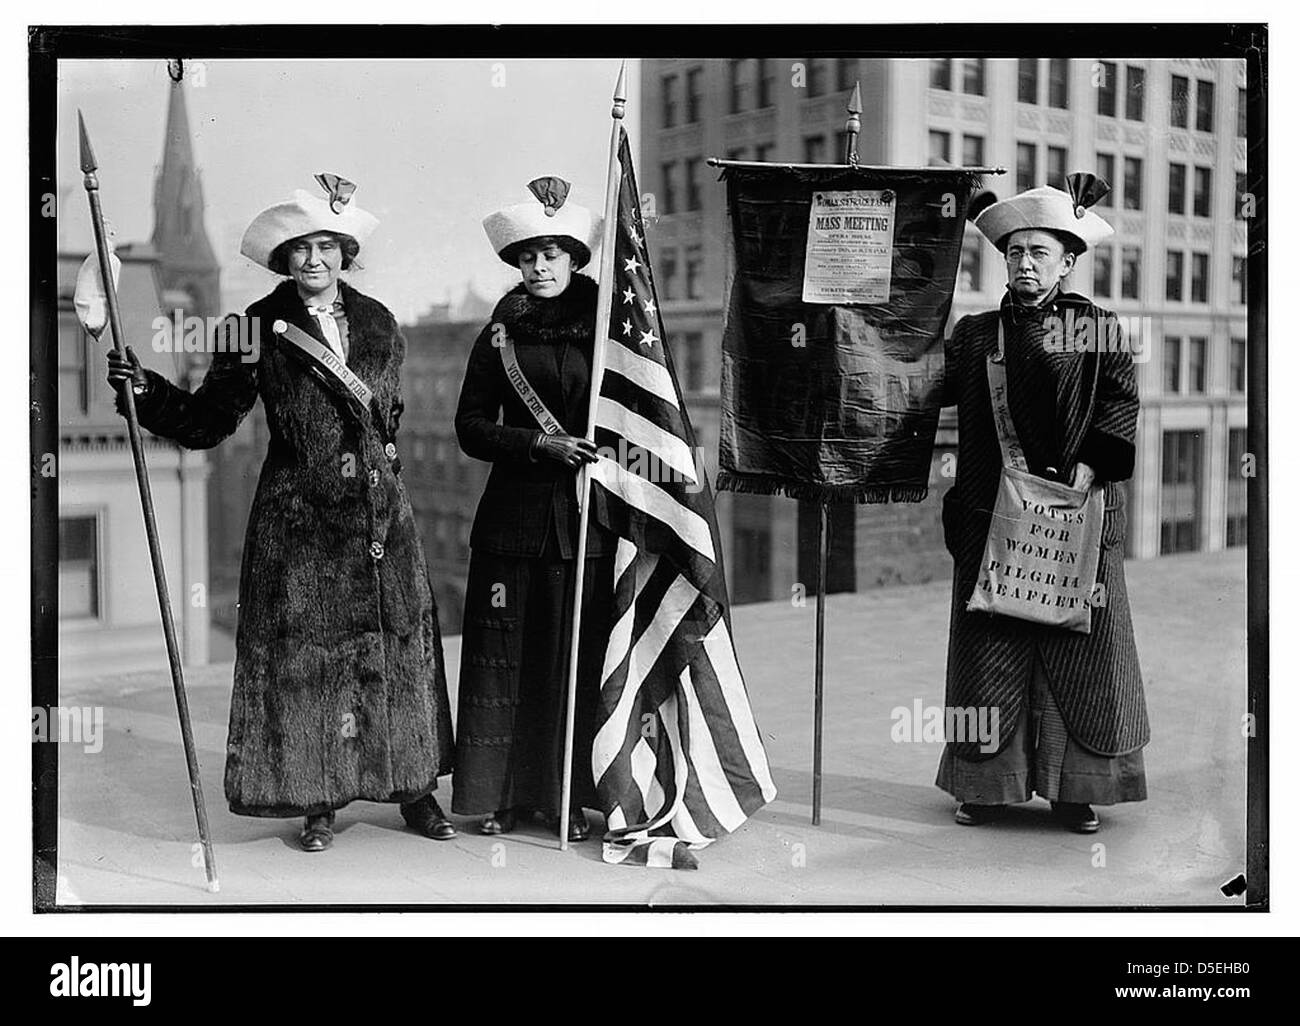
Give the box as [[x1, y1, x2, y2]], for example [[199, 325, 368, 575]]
[[986, 319, 1029, 472], [272, 318, 403, 472], [500, 337, 564, 436]]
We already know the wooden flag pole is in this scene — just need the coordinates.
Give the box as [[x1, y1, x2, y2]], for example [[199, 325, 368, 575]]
[[809, 88, 861, 827], [78, 111, 219, 892], [557, 61, 627, 851]]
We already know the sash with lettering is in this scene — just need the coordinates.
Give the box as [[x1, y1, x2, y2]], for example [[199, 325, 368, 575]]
[[271, 318, 402, 471], [965, 320, 1105, 633], [716, 163, 983, 504]]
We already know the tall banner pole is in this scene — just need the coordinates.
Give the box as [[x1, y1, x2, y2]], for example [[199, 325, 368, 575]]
[[810, 86, 863, 827], [557, 62, 627, 851], [78, 112, 219, 892]]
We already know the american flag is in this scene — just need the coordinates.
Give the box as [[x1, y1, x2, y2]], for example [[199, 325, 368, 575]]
[[587, 128, 777, 869]]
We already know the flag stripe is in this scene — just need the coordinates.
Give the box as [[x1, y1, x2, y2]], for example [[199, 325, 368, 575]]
[[602, 336, 680, 410], [596, 395, 699, 485], [590, 460, 716, 564]]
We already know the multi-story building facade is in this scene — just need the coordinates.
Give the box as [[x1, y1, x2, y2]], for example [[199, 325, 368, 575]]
[[640, 56, 1249, 603]]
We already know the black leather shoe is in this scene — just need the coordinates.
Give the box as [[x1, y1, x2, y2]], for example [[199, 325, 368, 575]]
[[299, 811, 335, 852], [400, 795, 457, 840], [479, 808, 517, 836], [954, 802, 1005, 826], [545, 810, 590, 842], [1051, 801, 1100, 833]]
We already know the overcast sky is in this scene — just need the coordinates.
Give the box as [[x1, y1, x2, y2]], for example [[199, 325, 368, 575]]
[[57, 58, 641, 323]]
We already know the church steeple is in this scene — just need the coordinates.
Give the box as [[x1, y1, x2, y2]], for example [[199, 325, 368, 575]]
[[151, 78, 220, 321]]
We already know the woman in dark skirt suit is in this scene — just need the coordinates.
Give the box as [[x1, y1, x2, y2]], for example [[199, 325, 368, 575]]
[[106, 177, 457, 852], [452, 176, 616, 841]]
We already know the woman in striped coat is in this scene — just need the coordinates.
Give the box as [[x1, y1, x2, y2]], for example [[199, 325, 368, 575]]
[[935, 178, 1148, 834]]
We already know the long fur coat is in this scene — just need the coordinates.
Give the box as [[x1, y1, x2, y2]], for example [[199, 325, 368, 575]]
[[129, 278, 455, 817]]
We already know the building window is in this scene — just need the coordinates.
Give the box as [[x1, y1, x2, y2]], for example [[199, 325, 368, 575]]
[[1018, 58, 1039, 104], [930, 58, 952, 90], [1165, 250, 1184, 301], [1237, 87, 1247, 138], [834, 129, 852, 162], [659, 248, 678, 301], [836, 58, 857, 92], [660, 161, 678, 215], [756, 59, 774, 108], [1226, 428, 1248, 548], [1016, 141, 1037, 192], [1170, 74, 1190, 128], [1192, 166, 1212, 217], [1168, 162, 1187, 215], [1123, 156, 1143, 210], [1230, 337, 1247, 393], [684, 67, 702, 124], [962, 58, 985, 95], [672, 331, 705, 393], [1232, 256, 1247, 306], [959, 232, 982, 293], [929, 130, 951, 166], [1047, 58, 1069, 109], [685, 158, 701, 211], [806, 57, 827, 97], [1190, 252, 1209, 303], [962, 134, 985, 168], [1096, 153, 1115, 207], [1097, 61, 1117, 116], [1046, 145, 1068, 190], [59, 515, 100, 619], [1160, 430, 1203, 554], [684, 244, 703, 300], [661, 73, 678, 128], [1235, 172, 1248, 220], [1187, 337, 1207, 393], [725, 146, 748, 162], [804, 134, 827, 164], [1195, 79, 1215, 132], [727, 59, 749, 114], [1121, 245, 1141, 300], [1163, 336, 1182, 392], [1093, 243, 1113, 298], [1124, 65, 1145, 121], [58, 310, 91, 419]]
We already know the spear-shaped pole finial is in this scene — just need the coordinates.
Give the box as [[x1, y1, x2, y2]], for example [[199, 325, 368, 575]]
[[612, 60, 628, 121], [77, 109, 98, 179], [843, 82, 862, 165]]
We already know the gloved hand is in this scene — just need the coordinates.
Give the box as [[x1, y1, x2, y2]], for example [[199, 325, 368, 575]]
[[106, 345, 150, 398], [531, 432, 598, 470]]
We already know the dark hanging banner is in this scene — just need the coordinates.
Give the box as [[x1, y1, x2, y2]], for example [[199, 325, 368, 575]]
[[715, 164, 983, 504]]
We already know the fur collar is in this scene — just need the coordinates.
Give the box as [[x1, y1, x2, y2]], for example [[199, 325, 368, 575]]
[[490, 273, 598, 344]]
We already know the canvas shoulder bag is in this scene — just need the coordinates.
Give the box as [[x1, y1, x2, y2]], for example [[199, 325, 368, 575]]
[[965, 320, 1105, 634]]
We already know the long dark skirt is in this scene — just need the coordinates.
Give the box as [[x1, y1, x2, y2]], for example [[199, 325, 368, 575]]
[[452, 544, 615, 819], [936, 650, 1148, 806]]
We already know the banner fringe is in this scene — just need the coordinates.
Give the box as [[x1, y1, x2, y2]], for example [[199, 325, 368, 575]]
[[716, 471, 928, 505]]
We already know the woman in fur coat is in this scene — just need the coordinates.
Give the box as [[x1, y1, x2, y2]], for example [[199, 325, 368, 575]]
[[106, 177, 456, 852], [451, 176, 615, 841]]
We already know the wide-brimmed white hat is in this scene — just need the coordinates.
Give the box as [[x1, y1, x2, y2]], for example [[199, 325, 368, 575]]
[[975, 174, 1114, 254], [240, 174, 379, 271], [483, 176, 597, 267]]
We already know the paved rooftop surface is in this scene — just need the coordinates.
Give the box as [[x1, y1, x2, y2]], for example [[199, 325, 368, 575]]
[[54, 549, 1248, 908]]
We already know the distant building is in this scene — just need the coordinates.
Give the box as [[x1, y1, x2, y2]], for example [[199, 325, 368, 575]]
[[639, 56, 1248, 603], [57, 245, 210, 677], [398, 317, 491, 630]]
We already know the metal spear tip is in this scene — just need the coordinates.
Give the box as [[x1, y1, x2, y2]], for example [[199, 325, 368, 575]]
[[613, 60, 628, 103], [847, 82, 862, 115], [77, 110, 97, 173]]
